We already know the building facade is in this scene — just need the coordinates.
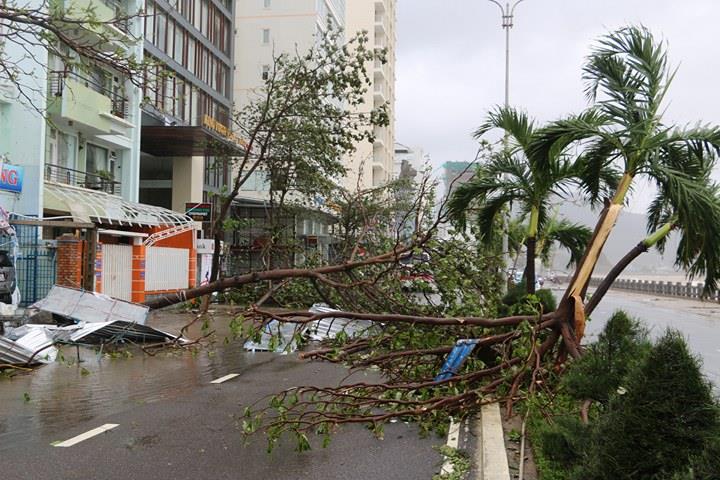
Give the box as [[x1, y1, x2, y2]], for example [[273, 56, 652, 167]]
[[234, 0, 395, 192], [394, 143, 426, 186], [0, 0, 198, 305], [346, 0, 396, 189], [138, 0, 238, 221]]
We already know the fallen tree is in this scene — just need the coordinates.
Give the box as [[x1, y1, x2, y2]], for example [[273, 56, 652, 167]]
[[147, 26, 720, 451]]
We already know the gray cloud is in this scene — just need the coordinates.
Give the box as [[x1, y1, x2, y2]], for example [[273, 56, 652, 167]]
[[396, 0, 720, 205]]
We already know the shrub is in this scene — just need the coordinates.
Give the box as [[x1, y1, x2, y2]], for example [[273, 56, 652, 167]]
[[499, 283, 556, 316], [562, 310, 650, 404], [579, 330, 720, 479]]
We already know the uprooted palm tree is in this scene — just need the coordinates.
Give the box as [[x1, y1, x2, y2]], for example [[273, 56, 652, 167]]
[[531, 25, 720, 345], [447, 106, 612, 294]]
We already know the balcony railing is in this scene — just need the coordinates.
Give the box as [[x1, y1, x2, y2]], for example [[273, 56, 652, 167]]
[[49, 70, 129, 119], [45, 164, 122, 196]]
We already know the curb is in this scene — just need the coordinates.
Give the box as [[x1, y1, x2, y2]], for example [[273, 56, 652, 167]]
[[439, 402, 511, 480], [475, 403, 511, 480]]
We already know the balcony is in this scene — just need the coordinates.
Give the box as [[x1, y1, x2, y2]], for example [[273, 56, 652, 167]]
[[373, 84, 387, 106], [45, 164, 122, 196], [48, 71, 129, 134], [53, 0, 131, 51], [375, 14, 387, 36]]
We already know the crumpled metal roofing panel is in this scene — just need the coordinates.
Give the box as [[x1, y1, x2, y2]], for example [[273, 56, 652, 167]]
[[31, 286, 149, 325]]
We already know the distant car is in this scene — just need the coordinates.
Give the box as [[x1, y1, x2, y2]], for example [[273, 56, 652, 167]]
[[399, 251, 436, 292]]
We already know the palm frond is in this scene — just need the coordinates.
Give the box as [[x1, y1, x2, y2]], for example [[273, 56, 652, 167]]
[[475, 192, 517, 245], [542, 219, 593, 269], [446, 165, 519, 229], [527, 109, 612, 172], [474, 106, 535, 152]]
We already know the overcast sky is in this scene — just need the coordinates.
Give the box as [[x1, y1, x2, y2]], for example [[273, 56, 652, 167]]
[[395, 0, 720, 210]]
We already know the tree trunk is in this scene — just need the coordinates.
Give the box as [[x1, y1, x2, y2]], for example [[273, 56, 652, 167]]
[[559, 172, 634, 344], [525, 236, 536, 295], [524, 206, 540, 295], [585, 220, 674, 315], [584, 241, 647, 316]]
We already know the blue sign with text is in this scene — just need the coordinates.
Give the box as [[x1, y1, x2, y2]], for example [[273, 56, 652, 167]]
[[0, 164, 23, 193]]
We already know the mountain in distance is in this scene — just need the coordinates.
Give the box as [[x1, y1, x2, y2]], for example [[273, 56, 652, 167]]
[[543, 201, 682, 277]]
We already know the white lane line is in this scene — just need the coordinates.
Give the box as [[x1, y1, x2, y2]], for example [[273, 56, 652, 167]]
[[210, 373, 240, 384], [53, 424, 119, 447], [440, 418, 461, 475]]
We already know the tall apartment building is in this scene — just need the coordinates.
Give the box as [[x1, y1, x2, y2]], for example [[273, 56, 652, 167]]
[[394, 143, 426, 186], [1, 0, 145, 214], [234, 0, 395, 192], [139, 0, 238, 217], [346, 0, 396, 189]]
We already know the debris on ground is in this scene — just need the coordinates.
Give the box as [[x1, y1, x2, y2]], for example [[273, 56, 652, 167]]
[[243, 304, 375, 353], [1, 286, 179, 366]]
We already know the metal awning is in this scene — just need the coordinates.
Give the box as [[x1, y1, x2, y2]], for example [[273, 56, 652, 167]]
[[45, 182, 194, 227], [98, 229, 149, 238]]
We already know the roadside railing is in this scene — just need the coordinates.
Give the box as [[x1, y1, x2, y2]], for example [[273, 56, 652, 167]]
[[44, 164, 122, 196], [587, 276, 720, 302]]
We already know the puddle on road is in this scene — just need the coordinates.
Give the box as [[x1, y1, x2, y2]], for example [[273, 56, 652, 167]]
[[0, 307, 267, 449]]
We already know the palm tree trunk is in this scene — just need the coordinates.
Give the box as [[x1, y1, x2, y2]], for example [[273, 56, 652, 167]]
[[585, 220, 675, 315], [525, 236, 537, 294], [560, 173, 634, 343], [524, 206, 540, 294]]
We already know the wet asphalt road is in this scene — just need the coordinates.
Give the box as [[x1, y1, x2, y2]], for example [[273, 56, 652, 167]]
[[0, 311, 443, 480], [2, 290, 718, 479]]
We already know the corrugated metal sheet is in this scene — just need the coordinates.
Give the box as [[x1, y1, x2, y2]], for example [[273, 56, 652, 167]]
[[31, 286, 149, 325], [305, 304, 374, 341], [145, 246, 189, 291], [0, 326, 57, 365], [243, 304, 375, 354], [243, 320, 300, 353]]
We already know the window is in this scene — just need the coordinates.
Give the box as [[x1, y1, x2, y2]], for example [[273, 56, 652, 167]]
[[86, 144, 110, 175], [262, 28, 270, 45], [155, 11, 167, 52], [144, 1, 155, 39], [263, 0, 271, 8], [174, 24, 184, 61], [261, 65, 270, 81]]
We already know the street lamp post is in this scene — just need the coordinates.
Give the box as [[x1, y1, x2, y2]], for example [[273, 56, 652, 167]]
[[487, 1, 526, 286], [487, 0, 525, 107]]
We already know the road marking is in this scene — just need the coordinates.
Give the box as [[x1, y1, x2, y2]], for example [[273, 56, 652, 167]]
[[53, 424, 119, 447], [210, 373, 240, 384], [439, 418, 461, 475]]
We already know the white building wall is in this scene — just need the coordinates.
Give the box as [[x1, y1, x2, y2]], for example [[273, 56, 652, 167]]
[[234, 0, 396, 194], [394, 143, 426, 185], [346, 0, 396, 189]]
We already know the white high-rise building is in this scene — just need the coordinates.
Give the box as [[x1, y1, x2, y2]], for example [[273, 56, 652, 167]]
[[346, 0, 396, 190], [234, 0, 395, 192]]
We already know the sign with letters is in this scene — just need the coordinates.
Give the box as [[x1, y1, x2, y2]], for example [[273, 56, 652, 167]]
[[185, 202, 212, 222], [0, 163, 23, 193]]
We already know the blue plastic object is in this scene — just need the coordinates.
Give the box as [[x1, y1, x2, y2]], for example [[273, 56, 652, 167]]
[[434, 339, 480, 382]]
